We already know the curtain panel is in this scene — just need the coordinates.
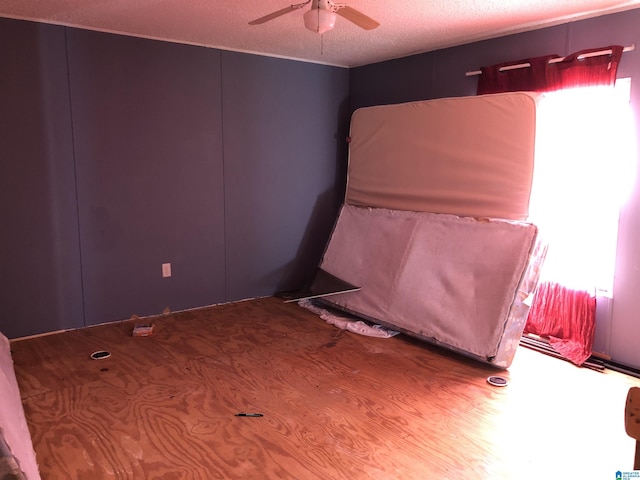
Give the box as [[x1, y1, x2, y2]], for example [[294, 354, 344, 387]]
[[477, 45, 623, 94], [524, 282, 597, 365]]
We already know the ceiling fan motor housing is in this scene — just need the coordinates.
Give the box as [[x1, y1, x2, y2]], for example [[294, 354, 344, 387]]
[[304, 0, 337, 34]]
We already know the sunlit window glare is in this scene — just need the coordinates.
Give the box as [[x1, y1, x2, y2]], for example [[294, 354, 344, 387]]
[[528, 80, 636, 293]]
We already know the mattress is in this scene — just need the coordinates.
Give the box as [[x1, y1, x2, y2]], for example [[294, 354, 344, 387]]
[[345, 92, 538, 221]]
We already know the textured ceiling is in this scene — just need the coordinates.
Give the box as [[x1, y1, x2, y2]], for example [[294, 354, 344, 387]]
[[1, 0, 639, 67]]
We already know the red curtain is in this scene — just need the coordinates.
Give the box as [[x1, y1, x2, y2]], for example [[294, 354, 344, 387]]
[[476, 45, 624, 365], [477, 45, 623, 94], [524, 283, 597, 365]]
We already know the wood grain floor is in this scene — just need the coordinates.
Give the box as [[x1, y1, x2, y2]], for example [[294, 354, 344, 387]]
[[10, 297, 640, 479]]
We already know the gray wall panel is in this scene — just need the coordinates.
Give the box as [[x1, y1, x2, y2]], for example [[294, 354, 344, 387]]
[[67, 31, 226, 325], [0, 19, 84, 338], [349, 53, 435, 111], [221, 52, 349, 301]]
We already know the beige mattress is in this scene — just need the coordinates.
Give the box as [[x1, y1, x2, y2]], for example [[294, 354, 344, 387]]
[[346, 92, 538, 221]]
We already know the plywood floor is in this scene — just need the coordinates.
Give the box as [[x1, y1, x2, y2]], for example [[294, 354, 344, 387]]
[[11, 297, 640, 479]]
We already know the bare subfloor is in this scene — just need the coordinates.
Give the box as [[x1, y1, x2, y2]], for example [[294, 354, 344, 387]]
[[11, 297, 640, 479]]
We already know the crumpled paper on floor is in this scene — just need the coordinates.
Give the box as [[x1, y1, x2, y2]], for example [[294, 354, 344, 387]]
[[299, 299, 399, 338]]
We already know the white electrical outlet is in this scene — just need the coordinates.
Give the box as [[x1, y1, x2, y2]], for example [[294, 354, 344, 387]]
[[162, 263, 172, 278]]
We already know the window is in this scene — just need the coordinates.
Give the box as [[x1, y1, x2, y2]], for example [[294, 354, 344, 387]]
[[528, 79, 635, 294]]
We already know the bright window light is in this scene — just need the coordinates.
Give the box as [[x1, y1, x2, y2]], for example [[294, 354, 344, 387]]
[[528, 79, 636, 293]]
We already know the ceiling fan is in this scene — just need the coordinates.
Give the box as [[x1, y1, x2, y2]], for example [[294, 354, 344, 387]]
[[249, 0, 380, 34]]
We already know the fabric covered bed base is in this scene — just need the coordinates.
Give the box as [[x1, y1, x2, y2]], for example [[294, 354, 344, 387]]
[[318, 205, 545, 368]]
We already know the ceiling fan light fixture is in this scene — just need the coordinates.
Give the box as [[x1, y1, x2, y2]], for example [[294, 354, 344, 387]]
[[303, 8, 336, 34]]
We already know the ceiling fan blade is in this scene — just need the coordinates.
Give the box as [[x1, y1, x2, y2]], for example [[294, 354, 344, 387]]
[[248, 5, 298, 25], [336, 6, 380, 30]]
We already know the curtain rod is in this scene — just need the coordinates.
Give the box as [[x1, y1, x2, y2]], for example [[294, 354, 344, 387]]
[[465, 44, 635, 76]]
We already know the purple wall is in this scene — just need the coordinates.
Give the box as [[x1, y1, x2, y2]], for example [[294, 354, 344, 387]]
[[0, 18, 349, 336], [67, 31, 227, 327], [221, 52, 349, 301], [0, 20, 84, 337]]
